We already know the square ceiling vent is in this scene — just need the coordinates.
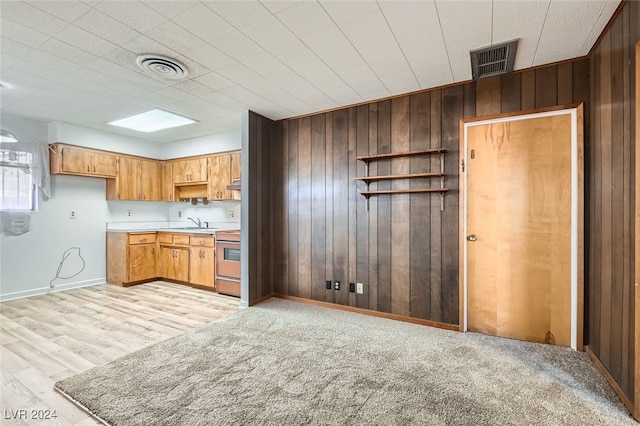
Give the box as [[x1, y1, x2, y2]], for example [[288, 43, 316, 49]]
[[470, 39, 519, 80]]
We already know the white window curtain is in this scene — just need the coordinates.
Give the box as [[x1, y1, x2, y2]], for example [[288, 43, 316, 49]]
[[0, 141, 51, 204]]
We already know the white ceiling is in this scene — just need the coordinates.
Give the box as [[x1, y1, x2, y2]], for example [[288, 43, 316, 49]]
[[1, 0, 620, 143]]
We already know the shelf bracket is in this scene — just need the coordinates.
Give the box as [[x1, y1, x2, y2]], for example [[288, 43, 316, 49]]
[[440, 152, 445, 211]]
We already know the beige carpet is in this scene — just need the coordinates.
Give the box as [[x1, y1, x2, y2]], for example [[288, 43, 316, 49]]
[[55, 298, 634, 425]]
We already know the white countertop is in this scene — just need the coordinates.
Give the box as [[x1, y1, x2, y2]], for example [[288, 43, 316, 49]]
[[106, 221, 240, 234]]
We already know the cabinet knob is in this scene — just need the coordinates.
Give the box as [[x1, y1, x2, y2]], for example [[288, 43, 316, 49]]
[[87, 164, 91, 172], [93, 165, 96, 173]]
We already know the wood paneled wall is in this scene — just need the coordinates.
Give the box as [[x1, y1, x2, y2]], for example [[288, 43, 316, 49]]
[[265, 59, 589, 325], [588, 0, 638, 408]]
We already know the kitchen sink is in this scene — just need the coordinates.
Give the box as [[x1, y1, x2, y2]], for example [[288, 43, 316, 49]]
[[168, 227, 217, 230]]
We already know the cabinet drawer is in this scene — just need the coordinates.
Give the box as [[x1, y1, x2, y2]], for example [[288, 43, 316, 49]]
[[128, 233, 156, 245], [215, 277, 240, 297], [173, 234, 190, 245], [190, 235, 214, 247], [157, 233, 173, 244]]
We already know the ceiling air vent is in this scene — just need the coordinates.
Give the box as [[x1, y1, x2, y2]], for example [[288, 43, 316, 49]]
[[136, 54, 189, 80], [470, 39, 519, 80]]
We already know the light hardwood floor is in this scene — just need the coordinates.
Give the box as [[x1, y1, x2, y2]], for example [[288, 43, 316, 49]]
[[0, 281, 240, 425]]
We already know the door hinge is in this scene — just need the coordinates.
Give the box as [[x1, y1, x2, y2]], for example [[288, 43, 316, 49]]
[[461, 159, 465, 172]]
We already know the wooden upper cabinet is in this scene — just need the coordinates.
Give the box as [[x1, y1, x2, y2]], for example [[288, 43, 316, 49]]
[[172, 158, 207, 184], [207, 154, 232, 200], [106, 157, 162, 201], [139, 159, 162, 201], [163, 162, 174, 201], [52, 143, 241, 203], [50, 144, 117, 178], [230, 152, 241, 181]]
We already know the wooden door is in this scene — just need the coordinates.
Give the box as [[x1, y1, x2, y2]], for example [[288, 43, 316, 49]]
[[465, 112, 576, 347], [140, 159, 162, 201], [129, 244, 156, 282], [189, 246, 215, 287]]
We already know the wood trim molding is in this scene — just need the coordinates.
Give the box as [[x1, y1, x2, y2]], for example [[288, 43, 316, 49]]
[[459, 103, 583, 125], [49, 142, 240, 163], [283, 62, 589, 122], [586, 345, 634, 415], [459, 119, 466, 332], [588, 0, 628, 57], [248, 293, 276, 306], [634, 40, 639, 423], [267, 294, 460, 331]]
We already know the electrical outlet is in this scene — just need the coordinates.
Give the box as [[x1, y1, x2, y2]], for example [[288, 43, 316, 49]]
[[69, 209, 77, 219], [228, 210, 235, 218], [127, 210, 132, 217], [334, 281, 340, 291], [178, 210, 182, 218], [356, 282, 364, 294], [349, 282, 355, 292], [326, 280, 332, 290]]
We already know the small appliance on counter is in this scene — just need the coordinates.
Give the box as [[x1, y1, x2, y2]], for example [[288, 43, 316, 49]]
[[215, 230, 240, 297]]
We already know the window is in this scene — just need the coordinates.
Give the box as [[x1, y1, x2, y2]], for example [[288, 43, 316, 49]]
[[0, 148, 36, 211]]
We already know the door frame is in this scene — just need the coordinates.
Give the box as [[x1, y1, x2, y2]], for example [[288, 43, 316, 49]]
[[459, 104, 584, 350]]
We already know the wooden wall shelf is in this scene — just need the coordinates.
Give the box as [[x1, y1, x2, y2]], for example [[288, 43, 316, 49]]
[[356, 149, 448, 210]]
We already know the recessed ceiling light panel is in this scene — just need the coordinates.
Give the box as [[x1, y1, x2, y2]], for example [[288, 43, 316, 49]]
[[136, 54, 189, 80], [107, 109, 197, 133]]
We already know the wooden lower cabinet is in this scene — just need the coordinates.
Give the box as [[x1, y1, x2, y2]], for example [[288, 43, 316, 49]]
[[129, 243, 156, 282], [159, 246, 189, 282], [106, 232, 157, 285], [189, 235, 215, 287], [107, 231, 219, 290]]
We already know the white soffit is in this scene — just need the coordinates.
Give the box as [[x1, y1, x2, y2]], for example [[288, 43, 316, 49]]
[[0, 0, 621, 143]]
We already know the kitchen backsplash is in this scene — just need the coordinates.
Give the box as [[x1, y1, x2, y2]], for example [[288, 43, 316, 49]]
[[169, 200, 240, 224]]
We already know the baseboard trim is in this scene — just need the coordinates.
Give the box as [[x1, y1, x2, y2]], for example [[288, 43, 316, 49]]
[[585, 345, 634, 415], [0, 278, 105, 302], [249, 293, 276, 306], [266, 294, 459, 331]]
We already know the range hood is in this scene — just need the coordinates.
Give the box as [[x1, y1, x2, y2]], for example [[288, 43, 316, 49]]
[[227, 179, 241, 191]]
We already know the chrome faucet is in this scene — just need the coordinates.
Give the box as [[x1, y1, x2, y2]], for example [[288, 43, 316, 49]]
[[187, 217, 201, 227]]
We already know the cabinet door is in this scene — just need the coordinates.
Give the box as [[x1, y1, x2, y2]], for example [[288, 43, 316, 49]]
[[117, 157, 138, 200], [207, 154, 231, 200], [230, 152, 241, 181], [189, 246, 215, 287], [61, 147, 92, 174], [160, 246, 189, 281], [140, 159, 162, 201], [92, 152, 117, 177], [163, 162, 174, 201], [158, 246, 174, 279], [129, 244, 156, 282], [173, 159, 207, 183]]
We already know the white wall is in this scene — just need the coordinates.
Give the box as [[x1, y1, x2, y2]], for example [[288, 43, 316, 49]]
[[161, 130, 241, 159], [0, 117, 242, 300], [49, 121, 162, 158]]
